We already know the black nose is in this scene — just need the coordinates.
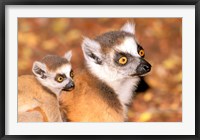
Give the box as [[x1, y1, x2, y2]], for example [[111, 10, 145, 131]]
[[63, 80, 75, 91], [143, 63, 151, 72], [136, 59, 151, 75]]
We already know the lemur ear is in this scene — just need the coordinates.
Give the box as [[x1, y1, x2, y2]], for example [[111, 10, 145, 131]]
[[81, 37, 102, 65], [64, 50, 72, 61], [32, 61, 47, 79], [121, 22, 135, 34]]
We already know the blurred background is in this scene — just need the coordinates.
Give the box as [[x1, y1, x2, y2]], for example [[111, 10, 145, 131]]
[[18, 18, 182, 122]]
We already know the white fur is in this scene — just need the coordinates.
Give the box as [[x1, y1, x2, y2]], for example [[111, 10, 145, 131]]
[[55, 64, 72, 78], [82, 37, 102, 63], [116, 37, 140, 57], [35, 64, 72, 97], [64, 50, 72, 61], [110, 78, 139, 119], [85, 58, 139, 119], [32, 61, 47, 77], [89, 62, 139, 115], [113, 37, 141, 116], [82, 37, 100, 48], [121, 22, 135, 34], [85, 56, 123, 82]]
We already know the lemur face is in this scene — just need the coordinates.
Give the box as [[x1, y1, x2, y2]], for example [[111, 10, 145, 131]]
[[82, 22, 151, 81], [109, 37, 151, 77], [32, 51, 75, 96]]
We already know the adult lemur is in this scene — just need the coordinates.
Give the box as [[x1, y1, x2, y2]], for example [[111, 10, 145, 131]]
[[18, 51, 74, 122], [60, 22, 151, 122]]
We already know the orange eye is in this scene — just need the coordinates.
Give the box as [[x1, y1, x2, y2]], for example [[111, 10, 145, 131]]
[[70, 70, 74, 78], [118, 57, 128, 65], [139, 50, 145, 57], [56, 76, 64, 83]]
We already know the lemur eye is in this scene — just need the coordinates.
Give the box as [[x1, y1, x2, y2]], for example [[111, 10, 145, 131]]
[[70, 70, 74, 78], [118, 56, 128, 65], [139, 50, 145, 57], [56, 76, 64, 83]]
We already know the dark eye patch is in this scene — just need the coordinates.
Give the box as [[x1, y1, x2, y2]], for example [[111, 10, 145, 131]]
[[70, 70, 74, 78], [137, 43, 145, 58], [54, 73, 67, 82], [114, 51, 132, 66], [137, 43, 144, 52]]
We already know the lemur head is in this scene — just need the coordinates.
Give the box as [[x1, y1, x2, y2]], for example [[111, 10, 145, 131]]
[[32, 51, 75, 96], [82, 22, 151, 82]]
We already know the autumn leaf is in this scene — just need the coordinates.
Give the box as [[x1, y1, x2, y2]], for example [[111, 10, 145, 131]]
[[138, 112, 152, 122]]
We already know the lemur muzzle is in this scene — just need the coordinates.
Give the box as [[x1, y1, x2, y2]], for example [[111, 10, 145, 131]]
[[136, 58, 151, 75], [63, 80, 75, 91]]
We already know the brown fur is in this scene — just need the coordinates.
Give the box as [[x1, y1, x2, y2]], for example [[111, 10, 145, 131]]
[[95, 31, 132, 53], [18, 75, 63, 122], [60, 69, 124, 122], [41, 55, 69, 71]]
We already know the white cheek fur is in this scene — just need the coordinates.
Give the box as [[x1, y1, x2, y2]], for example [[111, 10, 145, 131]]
[[36, 64, 72, 96]]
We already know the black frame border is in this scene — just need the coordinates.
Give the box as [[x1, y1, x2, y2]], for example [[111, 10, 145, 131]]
[[0, 0, 199, 140]]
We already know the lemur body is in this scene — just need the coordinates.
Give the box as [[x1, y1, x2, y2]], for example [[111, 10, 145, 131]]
[[18, 75, 63, 122], [60, 23, 151, 122], [18, 51, 74, 122]]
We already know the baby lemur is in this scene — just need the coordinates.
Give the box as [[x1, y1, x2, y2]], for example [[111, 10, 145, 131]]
[[60, 22, 151, 122], [18, 51, 74, 122]]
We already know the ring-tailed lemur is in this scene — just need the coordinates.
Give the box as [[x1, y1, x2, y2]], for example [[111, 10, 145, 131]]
[[18, 51, 74, 122], [60, 22, 151, 122]]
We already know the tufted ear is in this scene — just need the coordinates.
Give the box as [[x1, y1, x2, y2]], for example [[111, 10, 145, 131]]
[[81, 37, 102, 65], [121, 22, 135, 34], [32, 61, 47, 79], [64, 50, 72, 61]]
